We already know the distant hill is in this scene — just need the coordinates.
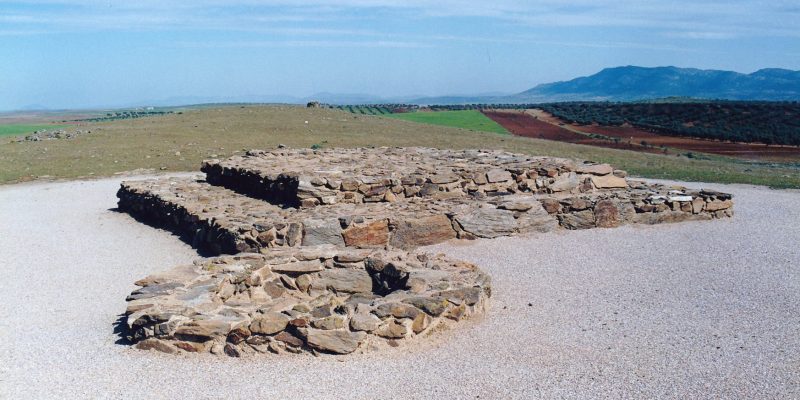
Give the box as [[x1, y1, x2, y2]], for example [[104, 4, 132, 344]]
[[510, 66, 800, 102]]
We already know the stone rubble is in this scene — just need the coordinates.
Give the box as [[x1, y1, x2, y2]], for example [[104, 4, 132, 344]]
[[124, 247, 491, 356], [119, 147, 733, 357], [15, 128, 90, 142]]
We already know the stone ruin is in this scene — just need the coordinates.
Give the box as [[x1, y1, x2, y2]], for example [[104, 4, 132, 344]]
[[118, 147, 733, 357], [15, 128, 91, 142], [126, 248, 490, 357]]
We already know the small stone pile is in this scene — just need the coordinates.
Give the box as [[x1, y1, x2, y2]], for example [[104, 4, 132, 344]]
[[17, 128, 90, 142], [118, 147, 733, 357], [126, 247, 490, 356]]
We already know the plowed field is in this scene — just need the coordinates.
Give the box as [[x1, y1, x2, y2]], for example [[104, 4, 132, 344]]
[[483, 109, 800, 161]]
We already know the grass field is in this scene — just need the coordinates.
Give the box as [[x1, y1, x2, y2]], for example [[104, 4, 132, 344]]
[[0, 124, 68, 137], [386, 110, 509, 134], [0, 105, 798, 188]]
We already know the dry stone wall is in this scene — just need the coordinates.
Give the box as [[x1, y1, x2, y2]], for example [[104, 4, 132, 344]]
[[117, 177, 557, 254], [118, 147, 733, 357], [201, 148, 629, 207], [125, 247, 490, 356], [118, 177, 731, 256]]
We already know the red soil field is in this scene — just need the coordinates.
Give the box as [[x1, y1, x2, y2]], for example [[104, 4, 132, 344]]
[[482, 110, 666, 155], [484, 109, 800, 162], [571, 124, 800, 161]]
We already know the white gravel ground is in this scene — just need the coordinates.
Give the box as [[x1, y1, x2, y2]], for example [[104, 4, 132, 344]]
[[1, 176, 798, 399]]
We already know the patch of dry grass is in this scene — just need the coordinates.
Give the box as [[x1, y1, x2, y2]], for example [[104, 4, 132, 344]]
[[1, 105, 798, 188]]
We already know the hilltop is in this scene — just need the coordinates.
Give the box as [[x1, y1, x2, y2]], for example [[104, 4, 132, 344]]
[[510, 66, 800, 102]]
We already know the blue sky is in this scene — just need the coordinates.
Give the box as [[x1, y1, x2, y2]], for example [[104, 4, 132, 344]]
[[1, 0, 799, 110]]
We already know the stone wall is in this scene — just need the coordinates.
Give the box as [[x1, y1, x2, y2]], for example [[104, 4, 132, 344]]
[[125, 247, 491, 356], [201, 148, 630, 207], [118, 177, 731, 256], [118, 147, 733, 357], [117, 178, 557, 254]]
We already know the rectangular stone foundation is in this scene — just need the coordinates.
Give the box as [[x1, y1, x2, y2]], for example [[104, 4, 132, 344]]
[[118, 175, 732, 256], [201, 147, 629, 207]]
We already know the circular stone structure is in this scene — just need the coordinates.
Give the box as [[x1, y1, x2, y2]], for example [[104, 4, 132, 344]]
[[124, 246, 491, 356]]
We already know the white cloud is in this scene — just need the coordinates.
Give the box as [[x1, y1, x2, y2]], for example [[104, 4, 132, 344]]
[[1, 0, 798, 39], [174, 39, 431, 48]]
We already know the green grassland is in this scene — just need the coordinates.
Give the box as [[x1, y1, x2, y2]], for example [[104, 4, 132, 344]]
[[0, 124, 68, 137], [386, 110, 508, 134], [0, 105, 798, 188]]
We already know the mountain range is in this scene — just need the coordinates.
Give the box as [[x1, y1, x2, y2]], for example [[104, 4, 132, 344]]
[[91, 66, 800, 108], [319, 66, 800, 104], [11, 66, 800, 111], [502, 66, 800, 103]]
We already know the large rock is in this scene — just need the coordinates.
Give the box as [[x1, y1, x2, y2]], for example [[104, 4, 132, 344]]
[[375, 320, 408, 339], [271, 260, 324, 274], [311, 268, 373, 293], [302, 218, 345, 246], [297, 179, 337, 201], [349, 313, 381, 332], [591, 175, 628, 189], [342, 219, 389, 247], [374, 303, 421, 319], [577, 163, 613, 175], [135, 338, 179, 354], [174, 320, 231, 340], [454, 208, 516, 238], [389, 215, 457, 249], [403, 296, 449, 316], [304, 329, 366, 354], [558, 210, 596, 230], [486, 169, 512, 183], [249, 312, 290, 335], [549, 172, 579, 192], [594, 200, 620, 228], [438, 287, 482, 306], [429, 172, 459, 184], [705, 200, 733, 211], [507, 201, 558, 233]]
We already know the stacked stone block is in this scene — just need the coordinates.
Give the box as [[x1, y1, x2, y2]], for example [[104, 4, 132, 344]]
[[125, 247, 491, 356]]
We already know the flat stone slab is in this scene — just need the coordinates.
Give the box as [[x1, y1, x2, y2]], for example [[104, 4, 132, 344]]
[[201, 147, 627, 207], [124, 246, 492, 356]]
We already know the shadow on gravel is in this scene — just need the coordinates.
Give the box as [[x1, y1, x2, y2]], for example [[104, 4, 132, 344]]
[[112, 313, 133, 346], [107, 207, 216, 257]]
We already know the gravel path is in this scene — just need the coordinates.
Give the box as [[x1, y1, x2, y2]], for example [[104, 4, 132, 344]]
[[1, 177, 798, 399]]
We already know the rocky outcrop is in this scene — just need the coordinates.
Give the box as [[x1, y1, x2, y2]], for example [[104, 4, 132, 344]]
[[124, 247, 491, 356]]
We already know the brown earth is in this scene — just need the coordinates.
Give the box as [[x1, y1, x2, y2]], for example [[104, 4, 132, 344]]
[[481, 110, 665, 155], [508, 109, 800, 162]]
